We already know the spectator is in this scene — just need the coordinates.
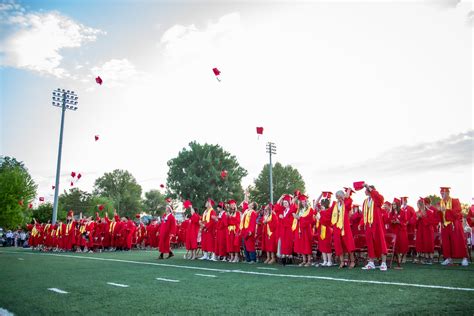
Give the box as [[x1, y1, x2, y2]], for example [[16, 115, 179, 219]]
[[6, 230, 13, 247], [19, 230, 27, 247]]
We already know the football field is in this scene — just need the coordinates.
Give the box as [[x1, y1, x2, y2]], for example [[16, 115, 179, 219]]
[[0, 248, 473, 315]]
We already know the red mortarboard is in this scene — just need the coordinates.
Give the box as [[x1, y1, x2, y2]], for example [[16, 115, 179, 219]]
[[212, 68, 220, 76], [28, 203, 33, 209], [71, 172, 76, 178], [218, 202, 225, 209], [256, 127, 263, 139], [208, 199, 215, 207], [98, 204, 104, 211], [322, 192, 333, 199], [39, 197, 44, 202], [52, 185, 55, 190], [70, 181, 74, 187], [282, 194, 292, 202], [352, 204, 360, 208], [183, 200, 192, 209], [298, 194, 308, 202], [166, 197, 172, 203], [160, 184, 165, 188], [67, 210, 74, 217], [344, 187, 355, 196], [393, 198, 401, 205], [400, 197, 408, 202], [353, 181, 365, 191], [242, 201, 248, 211], [19, 200, 24, 206], [220, 170, 228, 179], [440, 187, 451, 193], [95, 76, 103, 85], [95, 135, 99, 141], [228, 199, 236, 205], [294, 190, 301, 197], [135, 213, 140, 219], [383, 201, 391, 207], [419, 197, 431, 205], [77, 173, 82, 180]]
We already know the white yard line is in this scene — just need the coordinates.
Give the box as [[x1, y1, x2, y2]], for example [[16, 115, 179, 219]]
[[107, 282, 129, 288], [47, 288, 68, 294], [195, 273, 217, 278], [156, 278, 180, 283], [256, 267, 278, 271], [2, 250, 473, 292], [17, 258, 24, 261], [0, 307, 15, 316]]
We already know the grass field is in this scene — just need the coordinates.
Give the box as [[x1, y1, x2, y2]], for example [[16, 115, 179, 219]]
[[0, 248, 473, 315]]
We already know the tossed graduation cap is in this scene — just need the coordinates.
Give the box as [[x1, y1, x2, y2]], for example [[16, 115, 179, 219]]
[[160, 184, 165, 189], [95, 76, 103, 85], [94, 135, 99, 141], [183, 200, 192, 209], [322, 191, 333, 199], [39, 197, 44, 202], [52, 185, 55, 190], [212, 68, 221, 82], [28, 203, 33, 209], [98, 204, 105, 211], [353, 181, 365, 191], [220, 170, 228, 179], [77, 173, 82, 180], [166, 197, 172, 203], [256, 127, 263, 139], [19, 200, 24, 206], [71, 171, 76, 178], [70, 181, 74, 187]]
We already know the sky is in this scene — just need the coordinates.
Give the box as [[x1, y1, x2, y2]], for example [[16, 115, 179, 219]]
[[0, 0, 473, 208]]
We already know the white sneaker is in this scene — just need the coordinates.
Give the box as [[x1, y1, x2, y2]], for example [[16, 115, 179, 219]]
[[321, 261, 327, 267], [380, 262, 387, 271], [210, 254, 218, 261], [221, 257, 227, 262], [461, 258, 469, 266], [362, 262, 376, 270], [233, 257, 239, 263], [441, 258, 452, 266], [198, 254, 208, 260], [327, 261, 333, 267]]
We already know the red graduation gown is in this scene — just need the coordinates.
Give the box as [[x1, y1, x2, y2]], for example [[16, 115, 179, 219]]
[[159, 213, 176, 253]]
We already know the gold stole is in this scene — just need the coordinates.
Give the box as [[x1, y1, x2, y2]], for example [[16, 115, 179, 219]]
[[203, 208, 213, 223], [363, 198, 374, 225], [66, 221, 73, 235], [31, 226, 38, 237], [110, 222, 116, 233], [228, 213, 237, 232], [56, 225, 62, 237], [80, 224, 86, 234], [331, 202, 345, 236], [440, 198, 452, 226], [265, 212, 273, 237], [240, 209, 249, 230], [292, 207, 310, 231]]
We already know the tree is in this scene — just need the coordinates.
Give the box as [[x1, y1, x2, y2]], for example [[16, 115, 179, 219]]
[[58, 188, 91, 217], [93, 169, 142, 218], [143, 190, 166, 216], [250, 162, 305, 206], [426, 195, 441, 207], [0, 156, 37, 229], [33, 203, 58, 224], [167, 142, 248, 212]]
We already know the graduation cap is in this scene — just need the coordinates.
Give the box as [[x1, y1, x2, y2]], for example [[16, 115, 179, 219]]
[[298, 194, 308, 202], [353, 181, 365, 191], [419, 197, 431, 205], [322, 192, 333, 199], [212, 68, 221, 82], [77, 173, 82, 180], [95, 76, 103, 85], [344, 187, 355, 196], [294, 190, 301, 197], [207, 198, 215, 207], [218, 202, 225, 209], [70, 181, 74, 187], [19, 200, 24, 206], [52, 185, 55, 190], [160, 184, 165, 189], [227, 199, 236, 205], [135, 213, 141, 219], [94, 135, 99, 141], [39, 197, 44, 202], [282, 194, 292, 203], [440, 187, 451, 193], [71, 171, 76, 178], [220, 170, 228, 179], [67, 210, 74, 217], [400, 196, 408, 203], [393, 198, 401, 206], [28, 203, 33, 209], [183, 200, 192, 209], [256, 127, 263, 139], [98, 204, 105, 211], [166, 197, 172, 203]]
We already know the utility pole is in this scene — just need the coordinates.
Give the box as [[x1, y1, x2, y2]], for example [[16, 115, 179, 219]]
[[266, 142, 276, 204]]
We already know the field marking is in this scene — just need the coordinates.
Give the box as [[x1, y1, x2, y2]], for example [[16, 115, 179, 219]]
[[195, 273, 217, 278], [107, 282, 129, 288], [156, 278, 180, 283], [2, 250, 474, 292], [0, 307, 15, 316], [17, 258, 24, 261], [257, 267, 278, 271], [47, 288, 68, 294]]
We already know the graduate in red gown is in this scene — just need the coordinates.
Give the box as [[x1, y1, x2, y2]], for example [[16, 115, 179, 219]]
[[158, 205, 177, 259], [214, 202, 228, 261], [330, 189, 356, 269], [124, 217, 137, 251], [226, 199, 241, 263], [389, 198, 408, 263], [350, 204, 363, 236], [199, 199, 216, 260], [184, 201, 200, 260], [400, 197, 417, 263], [63, 211, 76, 251], [358, 183, 388, 271], [437, 187, 468, 266], [262, 203, 278, 264], [315, 192, 334, 267], [293, 194, 315, 267], [275, 194, 297, 265], [240, 201, 258, 263], [415, 197, 438, 264]]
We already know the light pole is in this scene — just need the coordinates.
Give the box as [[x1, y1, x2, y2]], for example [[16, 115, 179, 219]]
[[51, 88, 78, 224], [266, 142, 276, 204]]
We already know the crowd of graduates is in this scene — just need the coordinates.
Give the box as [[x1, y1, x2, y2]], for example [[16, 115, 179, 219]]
[[26, 184, 473, 271]]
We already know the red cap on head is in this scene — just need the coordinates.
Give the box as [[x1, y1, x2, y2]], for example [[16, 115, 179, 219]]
[[166, 197, 172, 203], [322, 192, 333, 199], [344, 187, 355, 196], [183, 200, 192, 209], [384, 201, 391, 206], [393, 198, 401, 205], [353, 181, 365, 191], [294, 190, 301, 197], [217, 202, 225, 209], [67, 210, 74, 217], [352, 204, 360, 208], [282, 195, 292, 203], [135, 214, 140, 219], [440, 187, 451, 193], [227, 199, 236, 205], [419, 197, 431, 205], [298, 194, 308, 202], [207, 199, 215, 207], [242, 201, 249, 211]]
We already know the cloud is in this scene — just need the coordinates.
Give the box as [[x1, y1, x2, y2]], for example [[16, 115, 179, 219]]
[[89, 58, 142, 88], [0, 1, 105, 78], [322, 130, 473, 175]]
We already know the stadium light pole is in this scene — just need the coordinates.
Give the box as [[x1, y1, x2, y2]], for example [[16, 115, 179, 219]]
[[266, 142, 276, 204], [51, 88, 78, 224]]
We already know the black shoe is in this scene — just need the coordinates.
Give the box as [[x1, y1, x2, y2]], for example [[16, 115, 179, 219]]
[[167, 252, 174, 259], [158, 253, 164, 260]]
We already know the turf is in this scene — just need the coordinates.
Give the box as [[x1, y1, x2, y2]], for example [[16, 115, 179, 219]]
[[0, 248, 473, 315]]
